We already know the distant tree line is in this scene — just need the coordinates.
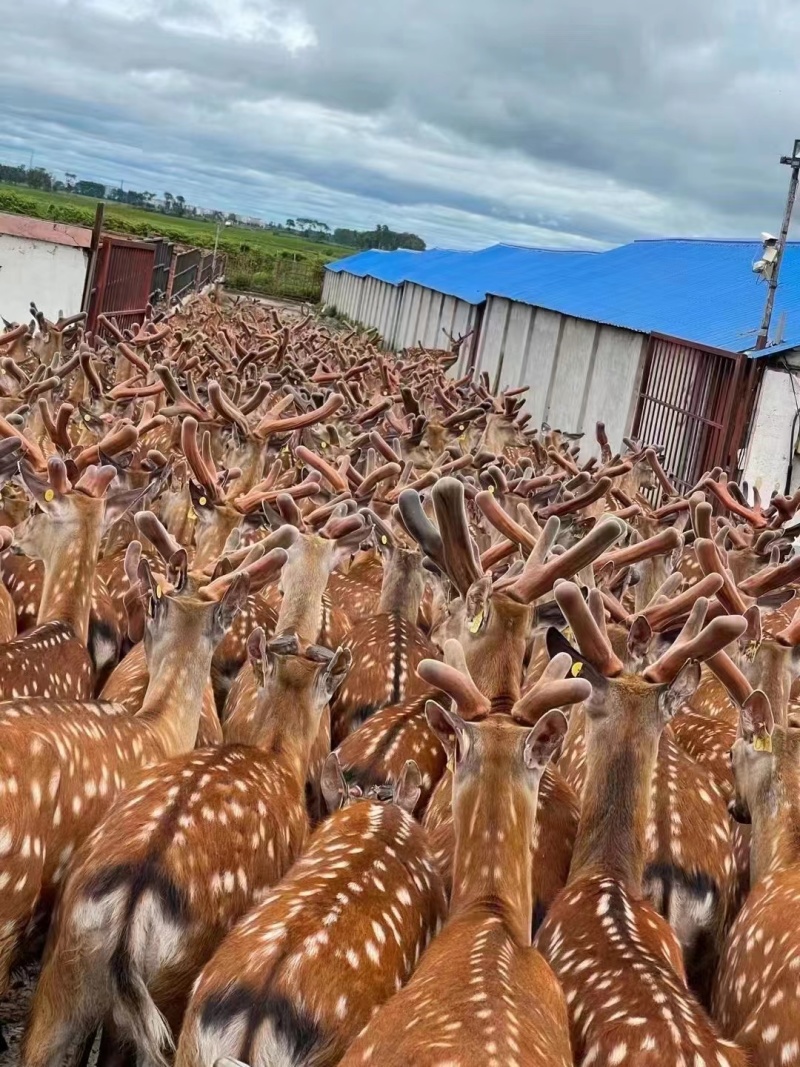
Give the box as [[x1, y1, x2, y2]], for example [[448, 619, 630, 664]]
[[0, 161, 427, 250]]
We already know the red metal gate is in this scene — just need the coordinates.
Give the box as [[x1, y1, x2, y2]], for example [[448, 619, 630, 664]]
[[87, 236, 156, 340], [631, 333, 763, 494]]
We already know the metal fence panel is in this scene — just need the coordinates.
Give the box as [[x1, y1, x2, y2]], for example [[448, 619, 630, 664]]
[[88, 236, 156, 340], [632, 333, 762, 495]]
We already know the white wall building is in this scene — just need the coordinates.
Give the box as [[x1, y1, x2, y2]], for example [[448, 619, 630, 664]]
[[0, 213, 91, 325]]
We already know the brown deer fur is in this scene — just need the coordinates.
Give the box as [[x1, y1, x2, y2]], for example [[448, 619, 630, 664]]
[[21, 633, 349, 1067], [537, 628, 747, 1066], [176, 782, 446, 1067], [713, 695, 800, 1064]]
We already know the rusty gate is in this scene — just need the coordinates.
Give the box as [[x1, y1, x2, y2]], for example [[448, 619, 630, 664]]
[[87, 236, 156, 341], [631, 333, 763, 495]]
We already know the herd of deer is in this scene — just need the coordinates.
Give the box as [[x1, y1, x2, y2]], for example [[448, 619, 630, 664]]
[[0, 292, 800, 1066]]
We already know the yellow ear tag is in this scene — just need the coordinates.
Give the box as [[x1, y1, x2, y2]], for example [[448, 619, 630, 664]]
[[281, 446, 289, 455], [468, 610, 484, 635], [458, 425, 465, 433], [320, 441, 328, 449], [199, 496, 207, 507], [571, 661, 583, 677], [156, 585, 163, 599], [753, 734, 772, 753], [381, 535, 388, 545], [563, 625, 574, 644], [84, 413, 92, 423], [44, 489, 55, 502], [488, 485, 495, 495], [745, 641, 760, 663]]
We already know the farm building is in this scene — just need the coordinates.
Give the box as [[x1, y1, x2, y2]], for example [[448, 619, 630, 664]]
[[0, 210, 225, 340], [0, 212, 93, 324], [323, 237, 800, 497]]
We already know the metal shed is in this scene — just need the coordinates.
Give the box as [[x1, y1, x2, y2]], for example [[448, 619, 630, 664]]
[[322, 249, 429, 335], [481, 238, 800, 470]]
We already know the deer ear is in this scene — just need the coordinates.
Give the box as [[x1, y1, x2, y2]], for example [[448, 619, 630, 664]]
[[321, 752, 348, 813], [167, 548, 189, 593], [425, 699, 471, 761], [214, 573, 249, 633], [320, 647, 351, 700], [103, 484, 150, 532], [627, 615, 653, 661], [523, 709, 568, 771], [246, 627, 269, 689], [659, 660, 701, 721], [394, 761, 422, 814], [741, 690, 775, 749], [464, 576, 492, 635], [739, 606, 762, 653]]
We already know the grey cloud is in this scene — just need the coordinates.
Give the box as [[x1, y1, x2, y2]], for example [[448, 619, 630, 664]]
[[0, 0, 797, 250]]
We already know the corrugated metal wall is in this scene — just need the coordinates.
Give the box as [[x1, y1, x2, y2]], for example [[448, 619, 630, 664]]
[[325, 271, 366, 321], [476, 296, 646, 456], [393, 283, 478, 353]]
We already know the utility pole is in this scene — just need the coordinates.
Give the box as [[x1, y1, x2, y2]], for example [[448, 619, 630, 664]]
[[756, 141, 800, 350]]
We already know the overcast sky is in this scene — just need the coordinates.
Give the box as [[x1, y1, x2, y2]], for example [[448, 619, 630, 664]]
[[0, 0, 798, 249]]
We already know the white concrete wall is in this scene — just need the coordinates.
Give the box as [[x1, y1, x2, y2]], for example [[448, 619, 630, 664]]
[[0, 234, 88, 324], [742, 366, 800, 498]]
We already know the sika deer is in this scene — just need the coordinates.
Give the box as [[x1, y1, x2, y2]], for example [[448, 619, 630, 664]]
[[176, 765, 446, 1067], [21, 631, 350, 1067], [0, 458, 140, 700], [399, 480, 623, 920], [536, 602, 748, 1066], [338, 654, 587, 1067], [552, 579, 741, 1002], [330, 512, 435, 745], [712, 693, 800, 1064], [0, 543, 285, 998]]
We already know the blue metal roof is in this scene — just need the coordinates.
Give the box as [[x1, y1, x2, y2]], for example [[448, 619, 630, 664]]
[[325, 243, 596, 303], [326, 238, 800, 354], [490, 238, 800, 354], [400, 244, 596, 304]]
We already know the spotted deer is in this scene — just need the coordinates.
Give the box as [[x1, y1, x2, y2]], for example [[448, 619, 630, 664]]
[[176, 764, 446, 1067], [21, 631, 350, 1067], [338, 652, 588, 1067], [0, 542, 286, 998], [713, 691, 800, 1064], [554, 579, 744, 1002], [398, 479, 623, 921], [330, 511, 436, 746], [536, 601, 749, 1066], [224, 509, 366, 819], [0, 457, 141, 701]]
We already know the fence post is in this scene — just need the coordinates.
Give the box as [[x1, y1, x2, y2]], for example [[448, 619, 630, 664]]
[[166, 248, 178, 302]]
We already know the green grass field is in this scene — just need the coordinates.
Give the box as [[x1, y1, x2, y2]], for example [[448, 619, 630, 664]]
[[0, 183, 352, 300]]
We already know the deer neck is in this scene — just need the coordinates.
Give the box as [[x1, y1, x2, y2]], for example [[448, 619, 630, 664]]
[[38, 508, 103, 644], [745, 644, 793, 729], [229, 439, 265, 495], [464, 599, 530, 713], [136, 622, 215, 756], [193, 510, 241, 570], [377, 555, 424, 622], [569, 685, 659, 890], [276, 539, 333, 644], [250, 685, 320, 791], [450, 771, 535, 946], [749, 752, 800, 887]]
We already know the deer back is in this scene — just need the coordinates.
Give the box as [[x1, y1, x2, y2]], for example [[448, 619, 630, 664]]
[[176, 799, 446, 1067]]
